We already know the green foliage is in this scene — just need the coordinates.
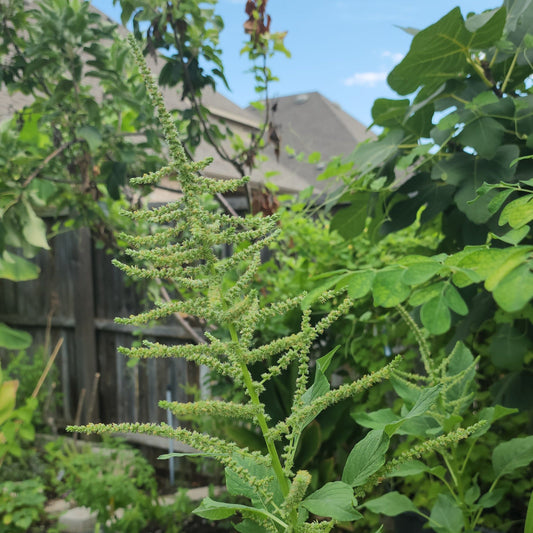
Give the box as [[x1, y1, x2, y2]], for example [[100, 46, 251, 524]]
[[321, 1, 533, 422], [0, 479, 46, 532], [115, 0, 289, 176], [0, 365, 37, 467], [46, 439, 168, 533], [65, 37, 478, 532]]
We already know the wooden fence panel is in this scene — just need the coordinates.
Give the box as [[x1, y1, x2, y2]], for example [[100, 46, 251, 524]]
[[0, 224, 201, 431]]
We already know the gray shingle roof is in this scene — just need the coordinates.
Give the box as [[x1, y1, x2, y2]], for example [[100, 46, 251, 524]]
[[1, 2, 373, 197], [247, 92, 376, 192]]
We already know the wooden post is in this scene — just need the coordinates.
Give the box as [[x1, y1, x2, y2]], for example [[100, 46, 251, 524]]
[[73, 227, 99, 423]]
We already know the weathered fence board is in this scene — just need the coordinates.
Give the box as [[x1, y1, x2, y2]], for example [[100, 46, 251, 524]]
[[0, 224, 201, 430]]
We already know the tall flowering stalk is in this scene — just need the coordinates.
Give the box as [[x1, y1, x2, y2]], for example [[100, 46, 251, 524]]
[[68, 37, 475, 532]]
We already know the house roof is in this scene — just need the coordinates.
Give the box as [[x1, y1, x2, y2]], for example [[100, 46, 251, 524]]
[[246, 91, 377, 192], [1, 2, 373, 199]]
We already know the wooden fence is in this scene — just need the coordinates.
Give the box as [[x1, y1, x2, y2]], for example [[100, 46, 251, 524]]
[[0, 225, 201, 430]]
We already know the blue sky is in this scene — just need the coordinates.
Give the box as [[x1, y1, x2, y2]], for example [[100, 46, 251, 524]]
[[92, 0, 498, 127]]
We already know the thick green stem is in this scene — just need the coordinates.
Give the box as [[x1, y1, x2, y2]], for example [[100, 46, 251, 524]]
[[228, 324, 291, 498]]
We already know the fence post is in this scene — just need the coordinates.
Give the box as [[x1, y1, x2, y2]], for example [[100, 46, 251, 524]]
[[73, 227, 99, 423]]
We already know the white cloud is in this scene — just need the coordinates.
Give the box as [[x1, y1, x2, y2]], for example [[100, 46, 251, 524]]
[[382, 51, 405, 63], [344, 71, 388, 87]]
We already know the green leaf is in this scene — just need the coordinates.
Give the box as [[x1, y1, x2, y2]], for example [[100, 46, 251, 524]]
[[371, 98, 410, 128], [420, 294, 451, 335], [372, 268, 410, 308], [193, 497, 276, 522], [330, 193, 372, 240], [76, 125, 102, 152], [409, 281, 445, 306], [297, 421, 322, 467], [302, 482, 362, 521], [388, 8, 469, 95], [0, 252, 40, 281], [349, 129, 403, 175], [363, 492, 419, 516], [471, 405, 517, 438], [342, 270, 375, 299], [496, 225, 530, 245], [492, 262, 533, 312], [386, 460, 429, 478], [492, 436, 533, 478], [429, 493, 464, 533], [477, 488, 505, 509], [21, 201, 49, 250], [458, 117, 505, 159], [352, 408, 398, 430], [0, 323, 32, 350], [443, 284, 468, 315], [307, 151, 321, 164], [301, 272, 351, 309], [402, 261, 442, 285], [499, 196, 533, 228], [342, 430, 389, 487]]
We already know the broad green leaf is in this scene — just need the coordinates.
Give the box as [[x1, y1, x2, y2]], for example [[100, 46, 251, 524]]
[[386, 460, 429, 478], [226, 454, 282, 506], [21, 201, 49, 250], [471, 405, 518, 438], [352, 408, 398, 430], [431, 153, 473, 186], [330, 193, 372, 240], [297, 422, 322, 468], [372, 268, 410, 307], [302, 481, 362, 521], [492, 262, 533, 312], [409, 281, 444, 306], [445, 342, 476, 405], [466, 7, 506, 47], [420, 294, 451, 335], [484, 248, 531, 291], [458, 117, 506, 160], [443, 284, 468, 315], [488, 188, 514, 214], [404, 385, 442, 418], [384, 385, 441, 436], [342, 430, 389, 487], [496, 225, 530, 244], [387, 7, 505, 95], [492, 435, 533, 478], [363, 492, 419, 517], [499, 196, 533, 228], [342, 270, 375, 299], [349, 129, 403, 175], [76, 125, 102, 152], [0, 323, 32, 350], [0, 251, 40, 281], [371, 98, 410, 128], [429, 493, 464, 533], [477, 488, 505, 509], [402, 261, 442, 285], [301, 272, 351, 309], [193, 497, 280, 524], [298, 347, 340, 430]]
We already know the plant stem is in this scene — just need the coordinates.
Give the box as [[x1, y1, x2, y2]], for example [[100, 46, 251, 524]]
[[228, 324, 290, 497], [501, 46, 520, 94]]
